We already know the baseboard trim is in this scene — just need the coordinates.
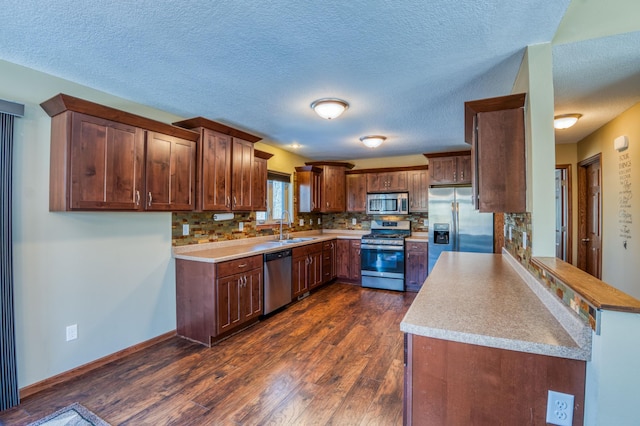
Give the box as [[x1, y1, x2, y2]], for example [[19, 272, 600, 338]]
[[19, 330, 176, 400]]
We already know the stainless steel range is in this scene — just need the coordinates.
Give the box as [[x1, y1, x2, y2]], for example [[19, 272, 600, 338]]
[[361, 220, 411, 291]]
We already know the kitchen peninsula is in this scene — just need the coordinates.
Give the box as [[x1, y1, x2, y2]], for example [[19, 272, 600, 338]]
[[401, 251, 591, 425]]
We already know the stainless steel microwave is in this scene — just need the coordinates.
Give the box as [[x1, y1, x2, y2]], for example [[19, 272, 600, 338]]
[[366, 192, 409, 215]]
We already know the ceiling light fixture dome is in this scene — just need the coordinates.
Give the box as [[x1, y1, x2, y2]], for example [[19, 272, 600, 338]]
[[360, 135, 386, 148], [554, 113, 582, 129], [310, 98, 349, 120]]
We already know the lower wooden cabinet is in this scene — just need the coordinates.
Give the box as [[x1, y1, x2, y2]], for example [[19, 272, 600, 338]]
[[405, 241, 428, 292], [292, 243, 323, 298], [404, 334, 586, 425], [336, 239, 361, 282], [176, 255, 262, 346], [322, 240, 337, 284]]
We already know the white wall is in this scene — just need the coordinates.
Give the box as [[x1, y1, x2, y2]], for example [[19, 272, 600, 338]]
[[3, 59, 181, 387]]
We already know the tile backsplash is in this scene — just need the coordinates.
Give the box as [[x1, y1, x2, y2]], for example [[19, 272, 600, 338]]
[[503, 212, 532, 266], [172, 211, 429, 246]]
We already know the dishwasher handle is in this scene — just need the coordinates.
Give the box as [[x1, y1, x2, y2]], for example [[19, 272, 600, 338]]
[[264, 249, 292, 262]]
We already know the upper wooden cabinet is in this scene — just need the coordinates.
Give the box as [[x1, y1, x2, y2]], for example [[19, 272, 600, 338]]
[[145, 131, 197, 211], [346, 173, 367, 212], [464, 93, 526, 213], [304, 161, 354, 213], [407, 169, 429, 212], [41, 94, 198, 212], [295, 165, 322, 213], [424, 151, 471, 185], [252, 150, 273, 211], [367, 171, 408, 192], [173, 117, 262, 212]]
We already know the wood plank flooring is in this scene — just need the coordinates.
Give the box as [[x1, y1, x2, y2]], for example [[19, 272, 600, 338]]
[[0, 283, 416, 426]]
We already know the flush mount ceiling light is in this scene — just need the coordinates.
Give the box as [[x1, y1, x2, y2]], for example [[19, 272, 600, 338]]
[[554, 113, 582, 129], [310, 98, 349, 120], [360, 135, 386, 148]]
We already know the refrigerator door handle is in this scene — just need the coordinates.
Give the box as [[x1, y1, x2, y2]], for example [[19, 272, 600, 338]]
[[455, 202, 460, 251], [451, 201, 457, 251]]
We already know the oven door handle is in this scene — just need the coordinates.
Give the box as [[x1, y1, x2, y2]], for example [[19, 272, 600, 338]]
[[361, 244, 404, 251]]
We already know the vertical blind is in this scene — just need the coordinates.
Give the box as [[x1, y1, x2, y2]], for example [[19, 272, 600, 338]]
[[1, 99, 23, 410]]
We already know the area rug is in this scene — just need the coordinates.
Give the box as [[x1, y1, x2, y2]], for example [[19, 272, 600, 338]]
[[27, 402, 111, 426]]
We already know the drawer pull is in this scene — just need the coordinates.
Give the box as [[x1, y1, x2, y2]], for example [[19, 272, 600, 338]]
[[237, 263, 247, 268]]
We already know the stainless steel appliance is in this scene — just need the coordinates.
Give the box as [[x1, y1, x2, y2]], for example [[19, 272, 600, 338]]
[[361, 220, 411, 291], [428, 186, 494, 274], [264, 249, 292, 314], [366, 192, 409, 215]]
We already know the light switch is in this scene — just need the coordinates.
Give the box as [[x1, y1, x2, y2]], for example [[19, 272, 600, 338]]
[[239, 222, 244, 231], [352, 218, 357, 225], [523, 231, 527, 249], [299, 218, 304, 226], [182, 224, 189, 236]]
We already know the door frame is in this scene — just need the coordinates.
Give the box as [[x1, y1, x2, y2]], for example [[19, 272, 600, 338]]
[[555, 164, 572, 263], [577, 154, 602, 275]]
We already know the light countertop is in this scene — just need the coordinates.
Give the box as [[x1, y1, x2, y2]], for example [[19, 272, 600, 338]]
[[173, 231, 364, 263], [401, 251, 591, 361]]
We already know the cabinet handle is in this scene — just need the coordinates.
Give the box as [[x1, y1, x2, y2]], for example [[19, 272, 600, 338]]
[[461, 170, 464, 180], [135, 190, 140, 206], [311, 201, 315, 209], [237, 263, 247, 268], [148, 192, 152, 207], [226, 196, 230, 208], [454, 171, 457, 181], [233, 196, 237, 208]]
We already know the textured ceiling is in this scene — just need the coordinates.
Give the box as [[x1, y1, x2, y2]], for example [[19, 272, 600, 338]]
[[1, 0, 573, 160], [552, 31, 640, 144]]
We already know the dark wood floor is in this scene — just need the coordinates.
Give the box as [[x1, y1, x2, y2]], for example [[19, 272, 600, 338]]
[[0, 283, 416, 425]]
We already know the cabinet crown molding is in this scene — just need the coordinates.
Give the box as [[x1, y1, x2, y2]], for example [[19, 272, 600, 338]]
[[305, 161, 355, 169], [40, 93, 200, 141], [173, 116, 262, 143]]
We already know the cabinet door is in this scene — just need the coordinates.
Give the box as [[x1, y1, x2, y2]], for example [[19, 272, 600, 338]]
[[366, 173, 382, 192], [231, 138, 254, 210], [145, 131, 196, 211], [346, 174, 367, 212], [69, 112, 144, 210], [476, 109, 526, 212], [201, 129, 231, 211], [252, 156, 268, 211], [349, 240, 362, 281], [386, 171, 408, 191], [242, 269, 263, 321], [335, 239, 351, 279], [296, 170, 321, 213], [292, 254, 309, 299], [308, 249, 324, 290], [322, 240, 337, 283], [408, 170, 429, 212], [405, 242, 428, 292], [216, 273, 242, 335], [321, 166, 346, 212], [429, 157, 458, 185], [457, 155, 472, 184]]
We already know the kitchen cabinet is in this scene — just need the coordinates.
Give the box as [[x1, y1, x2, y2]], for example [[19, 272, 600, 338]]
[[425, 151, 471, 185], [407, 168, 429, 212], [295, 166, 322, 213], [41, 93, 199, 212], [366, 170, 408, 192], [145, 131, 197, 211], [346, 173, 367, 212], [464, 93, 526, 213], [336, 239, 361, 282], [292, 243, 323, 298], [321, 239, 337, 284], [175, 254, 262, 346], [173, 117, 262, 212], [252, 149, 273, 211], [305, 161, 354, 213], [405, 241, 428, 292]]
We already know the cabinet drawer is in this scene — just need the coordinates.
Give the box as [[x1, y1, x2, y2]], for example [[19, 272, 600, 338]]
[[293, 242, 323, 258], [217, 255, 262, 277], [322, 240, 335, 251], [406, 242, 428, 252]]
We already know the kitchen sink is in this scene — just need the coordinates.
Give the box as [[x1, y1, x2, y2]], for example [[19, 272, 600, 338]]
[[280, 237, 316, 244]]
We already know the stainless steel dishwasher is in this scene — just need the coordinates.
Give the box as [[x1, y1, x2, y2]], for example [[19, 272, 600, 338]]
[[264, 249, 292, 315]]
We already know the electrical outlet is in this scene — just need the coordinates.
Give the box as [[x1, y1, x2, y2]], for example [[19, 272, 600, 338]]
[[546, 390, 574, 426], [318, 217, 321, 225], [299, 218, 304, 226], [239, 222, 244, 231], [66, 324, 78, 341], [523, 231, 528, 249], [423, 219, 428, 227], [182, 224, 189, 236], [509, 226, 512, 241], [310, 218, 313, 225], [352, 218, 357, 225]]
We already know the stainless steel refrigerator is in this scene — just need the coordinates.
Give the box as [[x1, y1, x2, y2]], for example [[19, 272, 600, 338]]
[[428, 186, 494, 274]]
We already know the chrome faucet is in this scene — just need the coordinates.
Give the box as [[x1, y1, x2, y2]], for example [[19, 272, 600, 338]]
[[279, 210, 291, 241]]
